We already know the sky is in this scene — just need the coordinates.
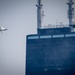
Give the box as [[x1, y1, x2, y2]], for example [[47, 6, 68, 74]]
[[0, 0, 75, 75]]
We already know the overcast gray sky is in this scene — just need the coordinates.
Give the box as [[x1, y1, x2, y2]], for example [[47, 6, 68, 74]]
[[0, 0, 75, 75]]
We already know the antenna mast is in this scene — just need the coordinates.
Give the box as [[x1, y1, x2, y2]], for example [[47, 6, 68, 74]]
[[36, 0, 43, 30], [67, 0, 74, 26]]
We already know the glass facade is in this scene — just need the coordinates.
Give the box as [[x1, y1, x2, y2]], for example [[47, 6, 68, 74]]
[[26, 34, 75, 75]]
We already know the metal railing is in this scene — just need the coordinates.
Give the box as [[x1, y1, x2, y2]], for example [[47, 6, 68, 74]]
[[40, 24, 69, 29]]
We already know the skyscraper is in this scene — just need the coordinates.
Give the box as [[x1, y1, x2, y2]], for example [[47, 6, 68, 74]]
[[26, 0, 75, 75]]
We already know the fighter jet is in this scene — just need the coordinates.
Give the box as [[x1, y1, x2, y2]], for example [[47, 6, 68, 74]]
[[0, 26, 8, 34]]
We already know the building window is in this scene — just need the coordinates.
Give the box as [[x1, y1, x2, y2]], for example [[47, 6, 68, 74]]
[[65, 34, 75, 37], [53, 35, 64, 38], [40, 35, 51, 39], [28, 36, 39, 39]]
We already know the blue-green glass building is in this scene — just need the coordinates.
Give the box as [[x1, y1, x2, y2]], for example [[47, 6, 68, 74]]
[[26, 0, 75, 75]]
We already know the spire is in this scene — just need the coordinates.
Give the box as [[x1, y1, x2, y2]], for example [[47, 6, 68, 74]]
[[67, 0, 74, 26], [36, 0, 43, 30]]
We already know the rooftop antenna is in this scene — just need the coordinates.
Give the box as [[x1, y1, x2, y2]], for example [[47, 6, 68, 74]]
[[56, 18, 58, 25], [41, 10, 45, 23], [67, 0, 74, 26], [36, 0, 43, 31], [41, 10, 45, 27]]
